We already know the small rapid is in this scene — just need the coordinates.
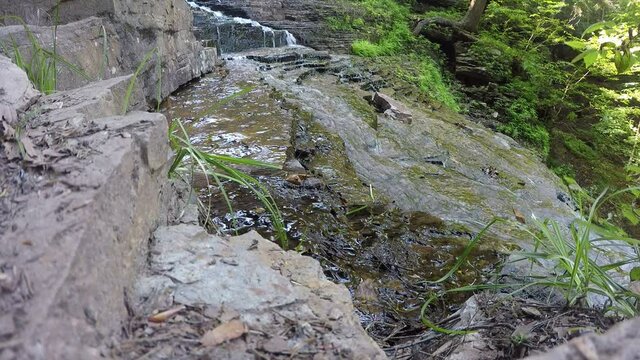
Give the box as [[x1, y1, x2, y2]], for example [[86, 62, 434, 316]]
[[187, 1, 297, 54]]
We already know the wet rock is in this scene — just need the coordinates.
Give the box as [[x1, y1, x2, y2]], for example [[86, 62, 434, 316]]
[[0, 55, 40, 118], [373, 92, 413, 124], [455, 65, 495, 86], [283, 158, 306, 172], [192, 8, 294, 54], [195, 0, 357, 52], [302, 177, 324, 189]]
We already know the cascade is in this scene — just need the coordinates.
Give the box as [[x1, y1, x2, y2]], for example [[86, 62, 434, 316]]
[[187, 1, 297, 53]]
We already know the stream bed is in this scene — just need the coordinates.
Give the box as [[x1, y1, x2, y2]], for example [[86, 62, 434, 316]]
[[161, 48, 507, 345]]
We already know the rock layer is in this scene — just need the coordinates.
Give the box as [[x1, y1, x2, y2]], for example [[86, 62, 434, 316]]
[[125, 219, 387, 359], [0, 75, 170, 359], [0, 0, 216, 104], [195, 0, 356, 52]]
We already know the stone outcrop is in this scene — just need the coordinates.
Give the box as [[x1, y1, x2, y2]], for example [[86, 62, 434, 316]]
[[123, 217, 387, 359], [526, 317, 640, 360], [373, 92, 413, 124], [192, 7, 294, 54], [0, 75, 170, 359], [0, 0, 216, 105], [195, 0, 357, 52], [0, 55, 40, 123]]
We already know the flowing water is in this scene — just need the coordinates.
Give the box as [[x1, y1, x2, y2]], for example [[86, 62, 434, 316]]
[[163, 2, 581, 346], [161, 48, 501, 345]]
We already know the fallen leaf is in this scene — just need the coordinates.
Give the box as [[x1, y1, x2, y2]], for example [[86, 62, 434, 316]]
[[148, 305, 185, 323], [285, 174, 308, 185], [354, 278, 378, 302], [513, 208, 526, 224], [521, 306, 542, 318], [201, 319, 247, 347], [1, 121, 16, 139]]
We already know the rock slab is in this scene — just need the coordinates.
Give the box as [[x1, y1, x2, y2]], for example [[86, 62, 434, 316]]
[[0, 0, 216, 104], [0, 75, 170, 360], [131, 222, 387, 359]]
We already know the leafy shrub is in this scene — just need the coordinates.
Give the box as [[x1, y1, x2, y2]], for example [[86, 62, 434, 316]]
[[497, 98, 550, 157], [558, 131, 598, 160]]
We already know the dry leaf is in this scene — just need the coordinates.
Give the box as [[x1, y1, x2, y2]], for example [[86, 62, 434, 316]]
[[148, 305, 185, 323], [354, 278, 378, 302], [20, 136, 40, 159], [513, 208, 526, 224], [1, 121, 16, 139], [285, 174, 308, 185], [201, 320, 247, 347]]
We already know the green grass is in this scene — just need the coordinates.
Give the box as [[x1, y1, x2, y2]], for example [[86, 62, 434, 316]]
[[421, 188, 640, 334], [168, 119, 288, 248], [122, 47, 157, 115], [0, 15, 88, 95]]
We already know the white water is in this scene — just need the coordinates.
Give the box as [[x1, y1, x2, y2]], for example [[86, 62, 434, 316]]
[[186, 0, 297, 46]]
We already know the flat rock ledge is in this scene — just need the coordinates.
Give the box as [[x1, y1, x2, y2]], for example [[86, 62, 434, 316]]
[[0, 73, 170, 360], [526, 316, 640, 360], [123, 219, 386, 359]]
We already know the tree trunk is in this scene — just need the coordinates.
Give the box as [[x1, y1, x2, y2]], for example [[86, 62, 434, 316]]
[[458, 0, 488, 33]]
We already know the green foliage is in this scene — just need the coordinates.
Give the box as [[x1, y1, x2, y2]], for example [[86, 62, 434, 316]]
[[497, 99, 550, 157], [122, 47, 157, 115], [570, 1, 640, 74], [0, 15, 88, 95], [413, 59, 461, 112], [558, 131, 598, 160], [169, 119, 288, 248], [326, 15, 365, 31], [422, 189, 640, 335], [351, 0, 413, 57], [468, 35, 516, 81], [341, 0, 460, 111]]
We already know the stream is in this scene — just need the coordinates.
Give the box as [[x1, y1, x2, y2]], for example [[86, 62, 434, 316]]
[[161, 1, 581, 347]]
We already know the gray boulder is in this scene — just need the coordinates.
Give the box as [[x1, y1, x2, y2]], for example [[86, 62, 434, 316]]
[[0, 55, 40, 121]]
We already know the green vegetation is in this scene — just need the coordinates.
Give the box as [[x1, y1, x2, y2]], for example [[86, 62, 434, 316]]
[[422, 188, 640, 335], [168, 118, 288, 248], [0, 15, 88, 95], [333, 0, 461, 112], [332, 0, 639, 235]]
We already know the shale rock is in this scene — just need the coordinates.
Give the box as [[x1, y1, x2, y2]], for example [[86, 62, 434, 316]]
[[0, 55, 40, 119], [0, 76, 170, 360], [0, 0, 216, 104], [196, 0, 357, 52], [130, 226, 387, 359]]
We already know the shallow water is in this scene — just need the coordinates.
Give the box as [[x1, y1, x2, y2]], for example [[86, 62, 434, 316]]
[[161, 48, 502, 345]]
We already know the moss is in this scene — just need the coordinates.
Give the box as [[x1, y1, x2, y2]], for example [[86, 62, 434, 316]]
[[557, 131, 598, 160], [498, 120, 550, 159], [340, 89, 378, 129]]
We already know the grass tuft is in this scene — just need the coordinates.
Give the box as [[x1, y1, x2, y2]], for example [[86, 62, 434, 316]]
[[168, 119, 288, 248]]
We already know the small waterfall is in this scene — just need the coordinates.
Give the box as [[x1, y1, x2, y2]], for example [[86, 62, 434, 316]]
[[187, 0, 298, 53], [285, 32, 297, 46]]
